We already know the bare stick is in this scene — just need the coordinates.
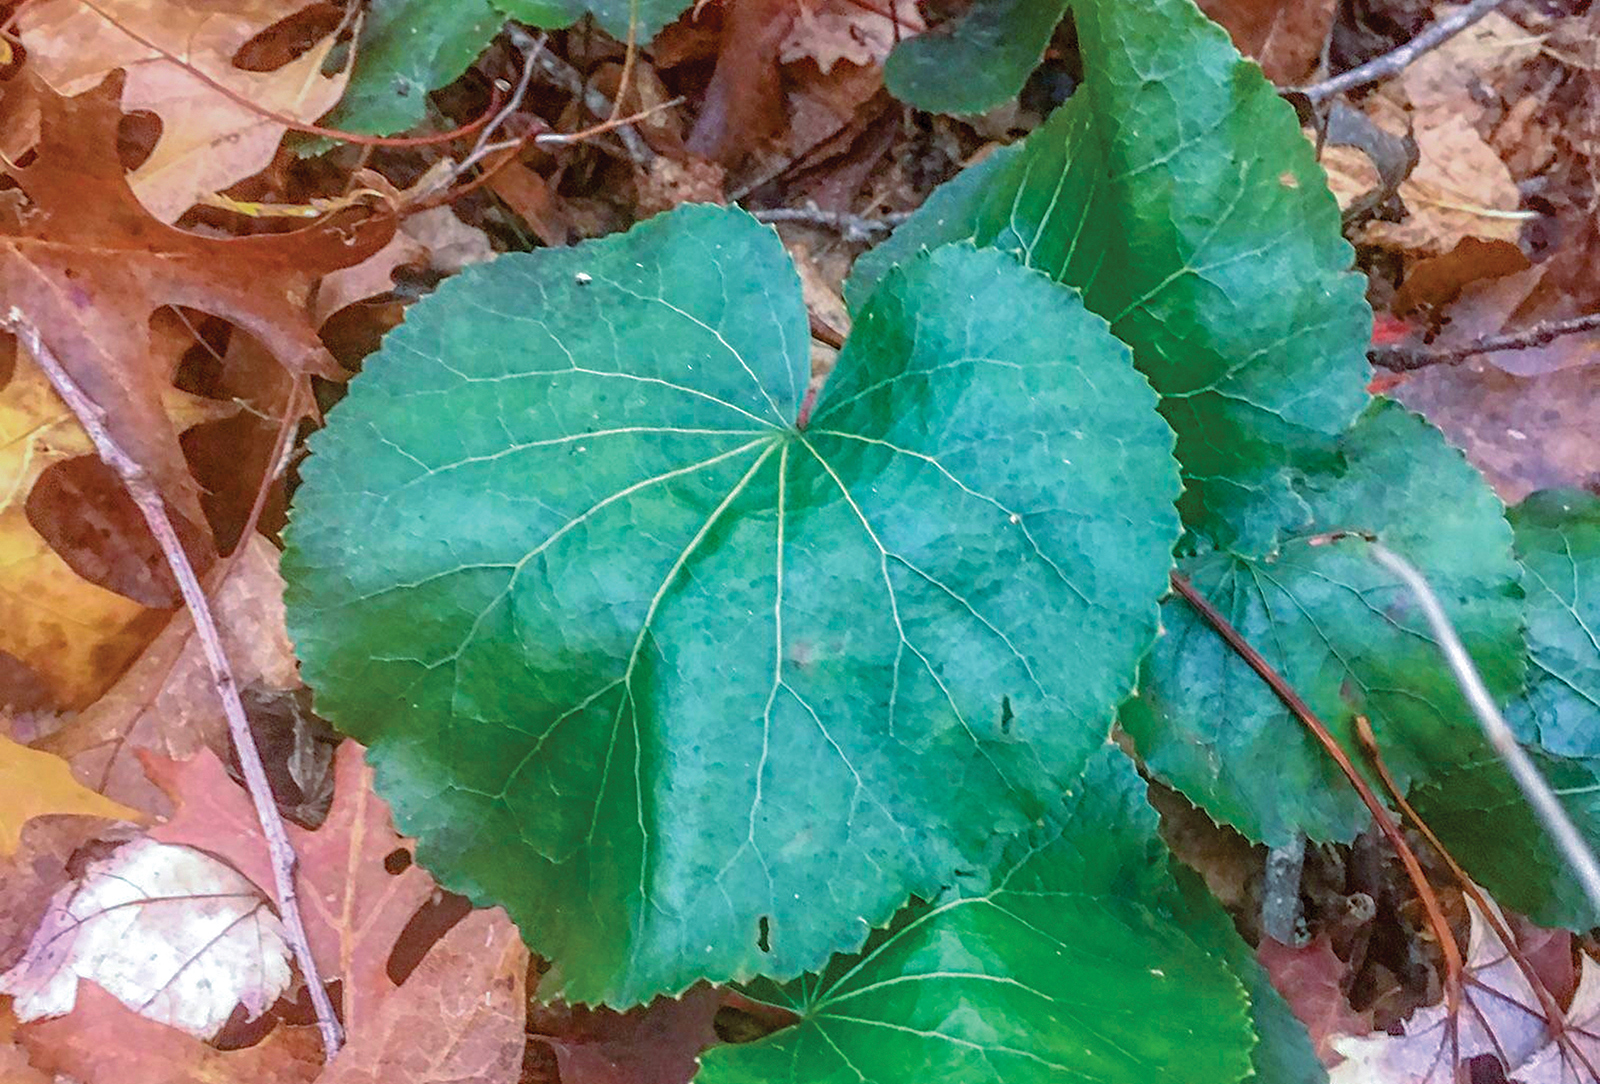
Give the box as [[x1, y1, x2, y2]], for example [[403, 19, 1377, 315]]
[[1297, 0, 1514, 103], [3, 309, 344, 1058], [504, 22, 654, 165], [1363, 542, 1600, 917], [1371, 312, 1600, 372], [750, 206, 912, 242]]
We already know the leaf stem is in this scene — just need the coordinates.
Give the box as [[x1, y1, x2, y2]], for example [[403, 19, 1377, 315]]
[[1167, 571, 1464, 987], [2, 308, 344, 1058]]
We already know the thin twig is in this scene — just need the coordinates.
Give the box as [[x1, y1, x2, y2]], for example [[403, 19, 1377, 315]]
[[750, 206, 912, 242], [1371, 313, 1600, 372], [1297, 0, 1515, 102], [504, 22, 654, 165], [1363, 542, 1600, 918], [455, 32, 548, 176], [1168, 572, 1465, 988], [2, 309, 344, 1059]]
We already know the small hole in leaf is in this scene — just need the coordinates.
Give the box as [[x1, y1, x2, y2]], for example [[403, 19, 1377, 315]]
[[757, 915, 771, 953], [383, 848, 412, 874], [386, 891, 472, 984], [1278, 170, 1299, 189]]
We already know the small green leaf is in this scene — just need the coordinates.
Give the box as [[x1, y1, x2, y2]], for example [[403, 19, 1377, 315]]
[[1506, 489, 1600, 758], [1123, 401, 1526, 845], [884, 0, 1068, 114], [855, 0, 1372, 555], [322, 0, 504, 136], [499, 0, 690, 40], [284, 206, 1181, 1006], [695, 747, 1258, 1084], [1408, 489, 1600, 930]]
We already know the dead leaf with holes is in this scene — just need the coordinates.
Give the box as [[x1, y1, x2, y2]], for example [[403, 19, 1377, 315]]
[[0, 838, 291, 1039], [17, 0, 350, 222], [1330, 898, 1600, 1083], [143, 739, 527, 1079]]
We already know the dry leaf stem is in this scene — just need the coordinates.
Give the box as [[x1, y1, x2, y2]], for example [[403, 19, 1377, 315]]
[[1167, 571, 1466, 987], [1298, 0, 1515, 102], [1, 308, 345, 1058]]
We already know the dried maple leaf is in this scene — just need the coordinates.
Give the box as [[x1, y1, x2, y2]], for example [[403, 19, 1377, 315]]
[[320, 909, 527, 1084], [1331, 899, 1600, 1083], [0, 76, 392, 534], [18, 0, 349, 222], [0, 737, 136, 855], [38, 535, 298, 814], [17, 982, 320, 1084], [0, 838, 290, 1039], [144, 741, 529, 1079]]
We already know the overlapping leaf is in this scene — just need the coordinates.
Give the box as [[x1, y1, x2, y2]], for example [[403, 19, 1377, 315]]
[[1122, 402, 1525, 845], [1408, 490, 1600, 929], [884, 0, 1066, 114], [857, 0, 1372, 555], [285, 205, 1182, 1006], [695, 747, 1259, 1084]]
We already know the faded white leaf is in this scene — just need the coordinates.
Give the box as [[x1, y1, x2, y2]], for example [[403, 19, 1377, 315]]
[[0, 838, 290, 1038]]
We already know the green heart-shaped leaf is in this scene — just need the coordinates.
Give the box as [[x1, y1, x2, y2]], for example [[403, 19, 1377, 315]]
[[695, 747, 1258, 1083], [1122, 401, 1525, 845], [284, 206, 1181, 1006], [856, 0, 1372, 556]]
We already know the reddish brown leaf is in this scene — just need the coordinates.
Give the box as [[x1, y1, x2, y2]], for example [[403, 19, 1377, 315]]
[[686, 0, 796, 165], [527, 986, 725, 1084], [0, 76, 392, 532], [1195, 0, 1337, 83], [318, 909, 527, 1084], [17, 982, 320, 1084], [1258, 934, 1374, 1064]]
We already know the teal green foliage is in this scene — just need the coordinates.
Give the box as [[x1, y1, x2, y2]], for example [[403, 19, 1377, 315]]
[[884, 0, 1069, 114], [328, 0, 689, 136], [696, 748, 1257, 1084], [855, 0, 1372, 557], [284, 207, 1182, 1006]]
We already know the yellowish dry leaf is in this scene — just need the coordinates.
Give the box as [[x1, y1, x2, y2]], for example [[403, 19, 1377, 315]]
[[0, 736, 136, 856], [0, 354, 231, 710], [17, 0, 349, 222]]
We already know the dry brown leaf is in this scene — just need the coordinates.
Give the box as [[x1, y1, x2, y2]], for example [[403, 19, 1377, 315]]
[[17, 982, 320, 1084], [527, 987, 724, 1084], [18, 0, 349, 222], [0, 738, 136, 856], [1370, 115, 1524, 254], [1196, 0, 1337, 83], [779, 0, 923, 74], [1, 77, 391, 529], [0, 1005, 51, 1084], [1398, 10, 1543, 129], [686, 0, 796, 164], [145, 742, 529, 1080], [40, 535, 297, 814], [0, 345, 230, 710], [1391, 237, 1529, 318], [1258, 934, 1374, 1064], [319, 909, 527, 1084]]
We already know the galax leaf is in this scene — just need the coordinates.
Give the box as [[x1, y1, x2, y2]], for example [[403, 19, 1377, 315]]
[[695, 747, 1259, 1084], [284, 205, 1182, 1006], [1122, 402, 1525, 845], [856, 0, 1372, 556], [1409, 489, 1600, 930]]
